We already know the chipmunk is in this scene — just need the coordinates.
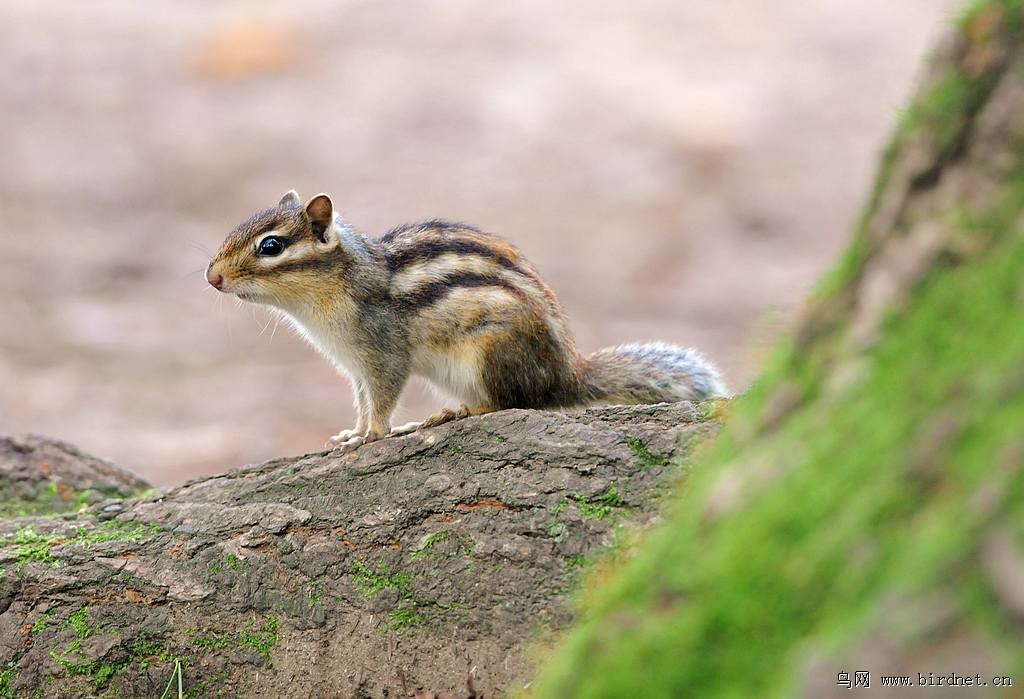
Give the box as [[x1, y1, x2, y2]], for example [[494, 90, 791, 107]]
[[206, 191, 726, 451]]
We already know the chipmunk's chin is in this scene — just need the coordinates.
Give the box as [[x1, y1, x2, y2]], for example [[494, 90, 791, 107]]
[[220, 281, 265, 303], [235, 291, 274, 305]]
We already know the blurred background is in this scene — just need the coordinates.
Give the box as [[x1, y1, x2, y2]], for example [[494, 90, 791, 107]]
[[1, 0, 961, 485]]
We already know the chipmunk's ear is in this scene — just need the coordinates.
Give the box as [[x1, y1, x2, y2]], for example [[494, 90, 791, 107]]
[[278, 190, 301, 209], [304, 194, 334, 244]]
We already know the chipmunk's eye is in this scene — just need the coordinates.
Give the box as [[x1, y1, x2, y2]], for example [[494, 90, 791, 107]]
[[256, 236, 285, 257]]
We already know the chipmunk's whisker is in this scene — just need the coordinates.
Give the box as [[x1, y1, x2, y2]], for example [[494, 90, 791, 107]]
[[188, 240, 215, 257]]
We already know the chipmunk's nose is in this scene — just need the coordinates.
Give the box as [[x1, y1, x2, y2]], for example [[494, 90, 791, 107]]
[[206, 268, 225, 290]]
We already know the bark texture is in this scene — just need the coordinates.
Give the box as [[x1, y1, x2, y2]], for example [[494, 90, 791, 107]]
[[0, 402, 719, 698]]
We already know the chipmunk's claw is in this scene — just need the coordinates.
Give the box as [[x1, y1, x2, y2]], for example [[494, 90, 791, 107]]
[[332, 435, 366, 452]]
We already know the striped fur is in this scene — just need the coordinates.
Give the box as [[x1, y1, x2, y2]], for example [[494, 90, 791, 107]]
[[207, 193, 727, 446]]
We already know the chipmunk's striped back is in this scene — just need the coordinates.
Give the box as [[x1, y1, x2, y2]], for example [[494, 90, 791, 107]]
[[379, 221, 587, 409]]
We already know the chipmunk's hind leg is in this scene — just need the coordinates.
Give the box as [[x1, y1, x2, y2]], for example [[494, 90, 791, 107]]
[[390, 404, 494, 436], [423, 403, 495, 427]]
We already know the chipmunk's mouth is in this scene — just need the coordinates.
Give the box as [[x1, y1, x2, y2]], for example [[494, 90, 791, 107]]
[[211, 276, 259, 301], [206, 266, 268, 303]]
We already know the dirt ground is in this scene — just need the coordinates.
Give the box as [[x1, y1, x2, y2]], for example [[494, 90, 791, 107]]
[[0, 0, 960, 485]]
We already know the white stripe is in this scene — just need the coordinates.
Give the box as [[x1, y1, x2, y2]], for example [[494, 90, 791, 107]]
[[390, 253, 502, 294]]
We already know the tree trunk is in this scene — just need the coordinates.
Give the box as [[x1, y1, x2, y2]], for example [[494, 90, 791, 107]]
[[0, 403, 719, 698], [530, 2, 1024, 697]]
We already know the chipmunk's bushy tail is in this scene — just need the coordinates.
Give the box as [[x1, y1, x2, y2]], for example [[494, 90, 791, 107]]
[[582, 342, 727, 404]]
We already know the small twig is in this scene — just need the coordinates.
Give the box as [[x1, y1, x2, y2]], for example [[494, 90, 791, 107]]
[[398, 666, 409, 695]]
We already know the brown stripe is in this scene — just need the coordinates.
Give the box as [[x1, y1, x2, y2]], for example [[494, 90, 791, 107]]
[[379, 219, 476, 245], [263, 249, 346, 275], [393, 271, 528, 313], [385, 237, 521, 274]]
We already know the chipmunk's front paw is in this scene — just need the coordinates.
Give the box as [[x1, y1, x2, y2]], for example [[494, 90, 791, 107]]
[[326, 428, 361, 449], [329, 429, 383, 453]]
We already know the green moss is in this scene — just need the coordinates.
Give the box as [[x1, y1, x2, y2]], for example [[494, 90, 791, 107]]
[[537, 197, 1024, 698], [958, 0, 1023, 32], [206, 561, 223, 579], [351, 560, 413, 597], [625, 437, 670, 468], [412, 531, 475, 560], [205, 551, 252, 582], [549, 484, 627, 535], [816, 0, 1018, 306], [387, 607, 425, 630], [190, 617, 279, 664], [899, 28, 1017, 255], [67, 607, 93, 639], [898, 0, 1015, 161], [32, 610, 55, 633], [530, 4, 1024, 696], [131, 636, 176, 667], [305, 581, 325, 606], [50, 607, 111, 685], [239, 616, 279, 662], [413, 532, 450, 558], [84, 521, 160, 544], [191, 631, 232, 650], [901, 69, 974, 154], [0, 481, 91, 518], [10, 521, 158, 569], [0, 480, 145, 519], [14, 528, 59, 568], [49, 610, 181, 692], [0, 661, 17, 699], [550, 498, 569, 519], [580, 484, 624, 520], [224, 553, 248, 572], [182, 670, 229, 699], [351, 560, 442, 630]]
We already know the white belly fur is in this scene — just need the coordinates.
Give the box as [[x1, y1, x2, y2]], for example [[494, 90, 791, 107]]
[[281, 310, 364, 382], [412, 342, 488, 406], [283, 306, 488, 406]]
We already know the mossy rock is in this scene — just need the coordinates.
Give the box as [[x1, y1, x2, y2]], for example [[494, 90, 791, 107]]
[[531, 2, 1024, 697]]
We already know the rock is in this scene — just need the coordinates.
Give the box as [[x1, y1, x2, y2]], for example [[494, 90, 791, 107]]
[[0, 402, 718, 698]]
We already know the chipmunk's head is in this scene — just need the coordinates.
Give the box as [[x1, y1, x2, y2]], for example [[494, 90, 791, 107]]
[[206, 190, 344, 307]]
